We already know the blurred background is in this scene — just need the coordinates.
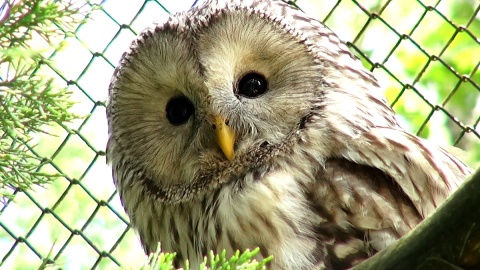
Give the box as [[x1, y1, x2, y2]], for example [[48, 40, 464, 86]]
[[0, 0, 478, 269]]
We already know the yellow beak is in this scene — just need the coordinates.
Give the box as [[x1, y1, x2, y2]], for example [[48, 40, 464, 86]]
[[213, 115, 235, 161]]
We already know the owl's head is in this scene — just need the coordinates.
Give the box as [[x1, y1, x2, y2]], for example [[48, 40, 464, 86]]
[[107, 0, 396, 201]]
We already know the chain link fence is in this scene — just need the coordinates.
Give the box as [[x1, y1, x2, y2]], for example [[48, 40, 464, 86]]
[[1, 0, 479, 269]]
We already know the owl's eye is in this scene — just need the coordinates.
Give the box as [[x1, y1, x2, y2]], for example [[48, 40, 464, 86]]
[[166, 96, 194, 125], [237, 72, 268, 98]]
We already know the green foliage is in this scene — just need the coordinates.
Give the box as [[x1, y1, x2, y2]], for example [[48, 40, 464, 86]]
[[333, 0, 480, 167], [390, 0, 480, 167], [0, 0, 87, 198], [141, 245, 272, 270]]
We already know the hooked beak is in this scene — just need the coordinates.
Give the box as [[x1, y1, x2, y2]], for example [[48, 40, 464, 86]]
[[213, 115, 235, 161]]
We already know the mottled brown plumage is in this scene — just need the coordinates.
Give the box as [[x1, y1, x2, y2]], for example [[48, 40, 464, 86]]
[[106, 0, 471, 269]]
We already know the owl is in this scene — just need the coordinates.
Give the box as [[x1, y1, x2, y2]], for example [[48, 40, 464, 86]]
[[106, 0, 471, 269]]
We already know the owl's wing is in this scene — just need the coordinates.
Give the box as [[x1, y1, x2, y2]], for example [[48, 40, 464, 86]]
[[311, 127, 471, 268], [342, 127, 470, 217], [312, 158, 420, 268]]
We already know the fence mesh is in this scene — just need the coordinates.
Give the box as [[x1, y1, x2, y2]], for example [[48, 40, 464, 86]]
[[1, 0, 479, 269]]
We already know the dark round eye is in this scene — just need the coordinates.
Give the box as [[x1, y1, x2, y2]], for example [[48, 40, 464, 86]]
[[237, 72, 268, 98], [166, 96, 194, 125]]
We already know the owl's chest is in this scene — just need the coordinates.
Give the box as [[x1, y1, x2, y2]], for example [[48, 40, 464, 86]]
[[188, 169, 323, 269], [136, 161, 398, 269]]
